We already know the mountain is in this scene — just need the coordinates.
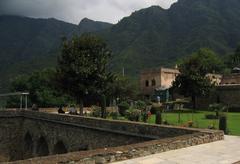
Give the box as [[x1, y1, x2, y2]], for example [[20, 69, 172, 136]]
[[0, 15, 113, 91], [1, 0, 240, 91], [77, 18, 113, 34], [101, 0, 240, 75]]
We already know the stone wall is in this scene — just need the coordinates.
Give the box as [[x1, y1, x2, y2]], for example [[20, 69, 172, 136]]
[[196, 85, 240, 109], [221, 73, 240, 85], [0, 110, 224, 163], [0, 117, 23, 161], [11, 131, 224, 164]]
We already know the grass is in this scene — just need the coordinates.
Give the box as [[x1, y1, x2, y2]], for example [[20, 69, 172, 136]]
[[147, 110, 240, 136]]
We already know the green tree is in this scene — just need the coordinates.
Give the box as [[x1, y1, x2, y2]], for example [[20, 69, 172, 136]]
[[108, 75, 139, 102], [173, 48, 223, 109], [10, 69, 70, 107], [56, 35, 112, 116], [229, 44, 240, 68]]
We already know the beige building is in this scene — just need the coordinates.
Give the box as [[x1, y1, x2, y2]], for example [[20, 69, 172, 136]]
[[140, 67, 180, 96]]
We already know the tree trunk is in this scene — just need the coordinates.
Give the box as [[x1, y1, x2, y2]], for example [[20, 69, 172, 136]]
[[101, 94, 106, 118], [192, 95, 196, 109], [79, 98, 84, 116]]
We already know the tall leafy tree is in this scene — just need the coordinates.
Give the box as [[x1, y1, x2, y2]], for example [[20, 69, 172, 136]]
[[230, 44, 240, 68], [10, 69, 70, 107], [172, 48, 223, 109], [56, 35, 112, 116]]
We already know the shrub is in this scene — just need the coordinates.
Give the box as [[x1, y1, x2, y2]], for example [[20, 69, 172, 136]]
[[110, 111, 119, 120], [187, 121, 193, 127], [162, 120, 169, 125], [219, 115, 227, 134], [125, 109, 141, 121], [228, 106, 240, 112], [209, 103, 227, 117], [205, 114, 218, 119], [135, 100, 146, 110], [142, 111, 151, 123], [90, 106, 101, 117], [145, 99, 153, 106], [118, 101, 129, 116]]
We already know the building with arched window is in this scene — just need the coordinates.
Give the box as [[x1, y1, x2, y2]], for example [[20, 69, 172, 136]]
[[140, 67, 180, 100]]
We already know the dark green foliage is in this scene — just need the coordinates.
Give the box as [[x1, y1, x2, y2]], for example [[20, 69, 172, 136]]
[[227, 45, 240, 68], [0, 16, 112, 92], [101, 0, 240, 75], [90, 106, 102, 117], [172, 48, 222, 108], [56, 34, 113, 116], [125, 109, 141, 122], [209, 103, 227, 118], [108, 75, 139, 101], [135, 100, 146, 110], [100, 95, 107, 118], [219, 115, 227, 134], [2, 0, 240, 91], [118, 101, 130, 116], [142, 112, 148, 123], [205, 114, 218, 120], [110, 111, 119, 120], [9, 69, 71, 107], [155, 111, 162, 124], [228, 106, 240, 112]]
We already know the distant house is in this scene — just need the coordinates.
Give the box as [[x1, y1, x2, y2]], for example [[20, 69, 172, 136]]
[[196, 68, 240, 110], [140, 67, 180, 101], [220, 67, 240, 85]]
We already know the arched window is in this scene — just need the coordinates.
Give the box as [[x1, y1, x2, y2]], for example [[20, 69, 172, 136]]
[[23, 132, 33, 159], [53, 141, 67, 154], [145, 80, 149, 87], [152, 79, 156, 86], [36, 136, 49, 157]]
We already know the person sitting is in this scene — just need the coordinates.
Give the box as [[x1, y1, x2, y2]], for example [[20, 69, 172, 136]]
[[31, 104, 39, 111], [58, 106, 65, 114], [69, 105, 78, 115]]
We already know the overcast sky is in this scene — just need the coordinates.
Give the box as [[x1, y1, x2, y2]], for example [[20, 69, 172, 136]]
[[0, 0, 177, 24]]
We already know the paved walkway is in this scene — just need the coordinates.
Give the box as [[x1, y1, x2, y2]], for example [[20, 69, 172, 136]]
[[113, 135, 240, 164]]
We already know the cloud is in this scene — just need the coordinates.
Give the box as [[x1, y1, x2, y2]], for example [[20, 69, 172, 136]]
[[0, 0, 177, 24]]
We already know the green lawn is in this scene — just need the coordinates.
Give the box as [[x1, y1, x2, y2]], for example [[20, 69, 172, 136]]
[[147, 111, 240, 136]]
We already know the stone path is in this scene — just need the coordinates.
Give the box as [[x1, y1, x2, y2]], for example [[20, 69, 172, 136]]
[[113, 135, 240, 164]]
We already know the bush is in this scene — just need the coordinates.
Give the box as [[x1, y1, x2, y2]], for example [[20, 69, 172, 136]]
[[219, 115, 227, 134], [118, 101, 130, 116], [228, 106, 240, 112], [205, 114, 218, 119], [110, 111, 119, 120], [142, 111, 151, 123], [187, 121, 193, 127], [125, 109, 141, 121], [145, 99, 153, 106], [90, 106, 101, 117], [135, 100, 146, 110]]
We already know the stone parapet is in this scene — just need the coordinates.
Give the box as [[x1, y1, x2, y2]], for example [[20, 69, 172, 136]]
[[0, 110, 224, 163]]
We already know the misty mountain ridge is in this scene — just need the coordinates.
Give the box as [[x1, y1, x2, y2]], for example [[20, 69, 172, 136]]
[[1, 0, 240, 91], [0, 15, 112, 91]]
